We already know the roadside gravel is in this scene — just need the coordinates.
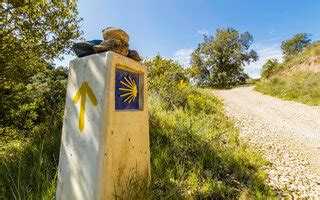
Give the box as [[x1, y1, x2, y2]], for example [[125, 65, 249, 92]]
[[215, 86, 320, 198]]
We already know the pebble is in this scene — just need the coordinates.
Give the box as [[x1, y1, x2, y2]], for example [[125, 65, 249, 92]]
[[216, 86, 320, 198]]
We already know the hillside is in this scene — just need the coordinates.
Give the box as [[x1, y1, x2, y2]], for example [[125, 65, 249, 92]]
[[282, 41, 320, 73], [255, 42, 320, 106], [268, 41, 320, 76]]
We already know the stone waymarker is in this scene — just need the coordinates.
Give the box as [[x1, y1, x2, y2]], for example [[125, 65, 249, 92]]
[[56, 51, 150, 200]]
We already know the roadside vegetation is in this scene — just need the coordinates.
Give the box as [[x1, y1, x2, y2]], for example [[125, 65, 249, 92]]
[[256, 34, 320, 106], [255, 72, 320, 106], [147, 56, 275, 199]]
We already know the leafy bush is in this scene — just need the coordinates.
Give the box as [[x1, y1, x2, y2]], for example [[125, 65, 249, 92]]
[[145, 55, 189, 109], [0, 2, 81, 199], [1, 2, 82, 84], [1, 67, 67, 135]]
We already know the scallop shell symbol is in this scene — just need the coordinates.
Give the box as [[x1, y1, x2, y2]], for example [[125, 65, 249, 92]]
[[119, 76, 138, 103]]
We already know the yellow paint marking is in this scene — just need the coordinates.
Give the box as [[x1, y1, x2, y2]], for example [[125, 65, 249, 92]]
[[128, 76, 135, 86], [129, 96, 135, 103], [73, 82, 98, 132], [128, 96, 134, 103], [123, 95, 131, 102], [119, 88, 132, 91], [132, 84, 137, 98], [124, 77, 133, 87], [124, 94, 134, 103], [120, 92, 132, 97], [120, 81, 133, 89]]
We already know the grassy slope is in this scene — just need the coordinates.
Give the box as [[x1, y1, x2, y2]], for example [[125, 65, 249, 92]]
[[149, 88, 275, 199], [1, 123, 61, 200], [255, 42, 320, 106], [255, 72, 320, 106]]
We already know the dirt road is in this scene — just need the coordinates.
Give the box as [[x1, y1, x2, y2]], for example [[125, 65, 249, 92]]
[[215, 86, 320, 198]]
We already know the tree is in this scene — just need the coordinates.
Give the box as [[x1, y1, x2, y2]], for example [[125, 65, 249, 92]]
[[0, 1, 82, 129], [0, 1, 82, 83], [281, 33, 311, 57], [261, 59, 279, 79], [0, 1, 82, 133], [190, 28, 258, 88]]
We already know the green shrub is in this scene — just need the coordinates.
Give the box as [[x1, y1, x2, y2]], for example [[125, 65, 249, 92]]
[[145, 55, 189, 109], [281, 33, 311, 57]]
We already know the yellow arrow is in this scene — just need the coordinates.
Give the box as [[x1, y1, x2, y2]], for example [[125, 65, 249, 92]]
[[73, 81, 98, 132]]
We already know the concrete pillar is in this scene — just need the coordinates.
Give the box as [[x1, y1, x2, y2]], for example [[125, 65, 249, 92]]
[[56, 52, 150, 200]]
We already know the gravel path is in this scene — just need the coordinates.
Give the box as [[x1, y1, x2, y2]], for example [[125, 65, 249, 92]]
[[215, 86, 320, 198]]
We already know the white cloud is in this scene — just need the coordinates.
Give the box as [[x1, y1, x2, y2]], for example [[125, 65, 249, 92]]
[[244, 41, 283, 78], [172, 48, 194, 67]]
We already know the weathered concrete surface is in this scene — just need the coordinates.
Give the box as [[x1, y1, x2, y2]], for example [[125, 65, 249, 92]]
[[56, 51, 150, 200]]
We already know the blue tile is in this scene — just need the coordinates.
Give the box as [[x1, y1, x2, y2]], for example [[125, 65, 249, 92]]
[[115, 68, 140, 110]]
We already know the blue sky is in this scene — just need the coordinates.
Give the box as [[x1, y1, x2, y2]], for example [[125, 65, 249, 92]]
[[55, 0, 320, 78]]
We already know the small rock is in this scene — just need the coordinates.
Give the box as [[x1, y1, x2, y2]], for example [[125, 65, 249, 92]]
[[72, 40, 102, 57], [102, 27, 129, 43], [127, 49, 142, 61], [93, 39, 129, 56]]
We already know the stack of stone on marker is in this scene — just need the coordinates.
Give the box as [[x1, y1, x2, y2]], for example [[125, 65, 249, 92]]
[[72, 27, 142, 62]]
